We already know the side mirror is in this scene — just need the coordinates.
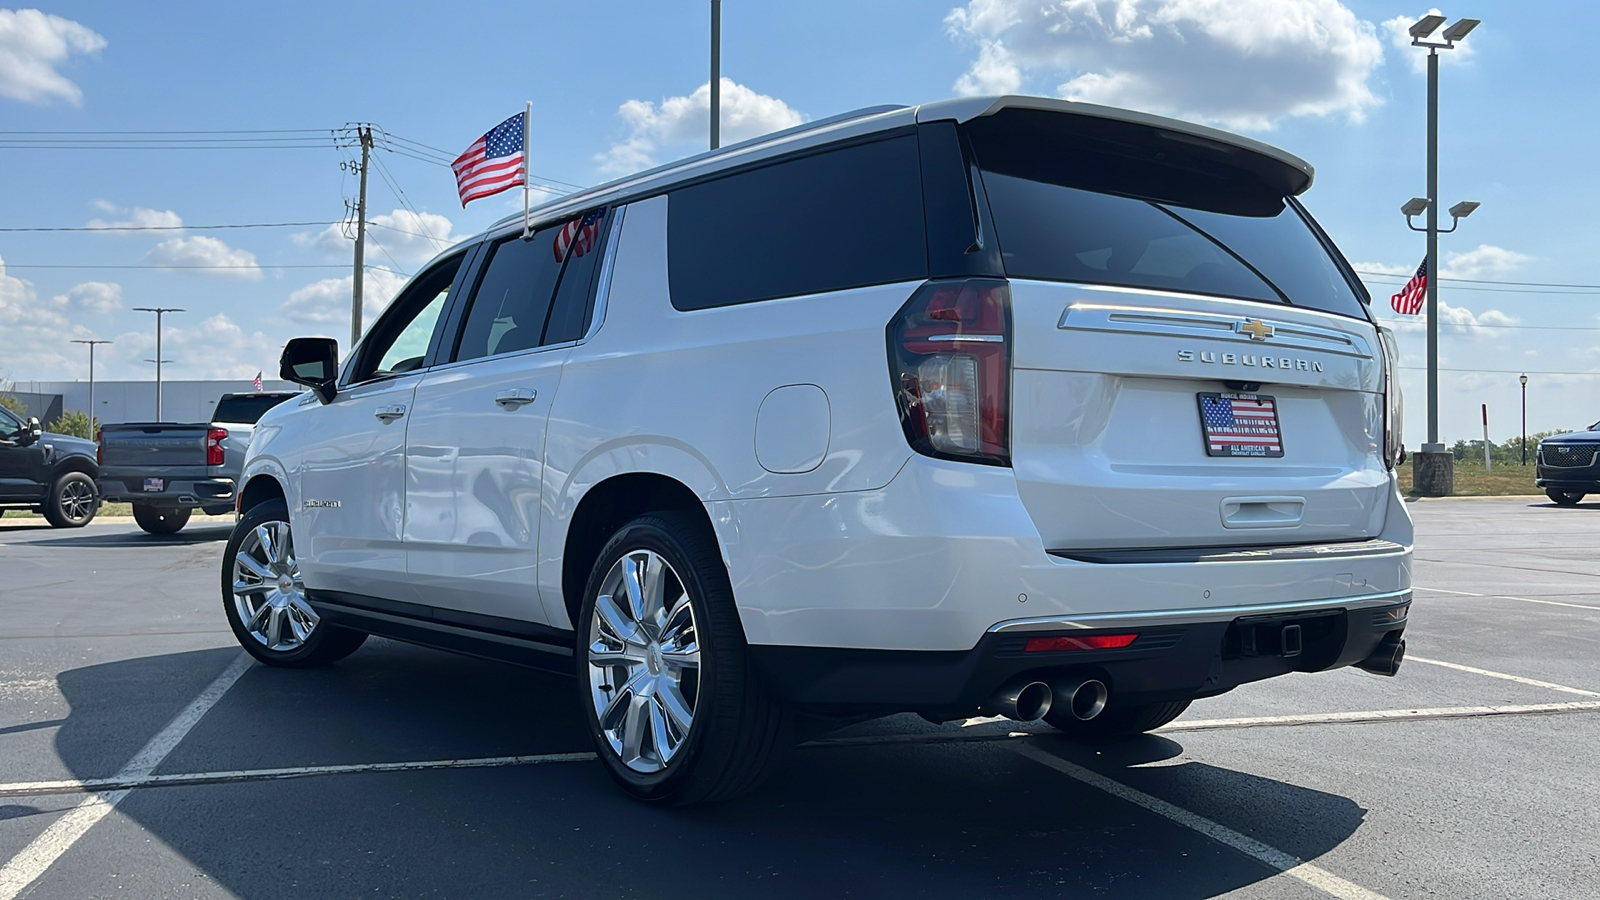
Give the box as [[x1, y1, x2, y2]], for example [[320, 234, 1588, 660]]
[[20, 417, 41, 446], [280, 337, 340, 404]]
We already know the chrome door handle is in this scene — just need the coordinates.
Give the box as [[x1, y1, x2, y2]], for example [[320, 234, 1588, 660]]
[[374, 405, 406, 422], [495, 389, 537, 409]]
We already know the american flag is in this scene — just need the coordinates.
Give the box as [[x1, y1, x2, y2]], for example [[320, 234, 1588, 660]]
[[1201, 394, 1282, 455], [552, 209, 605, 262], [253, 371, 263, 392], [1390, 257, 1428, 315], [452, 112, 527, 207]]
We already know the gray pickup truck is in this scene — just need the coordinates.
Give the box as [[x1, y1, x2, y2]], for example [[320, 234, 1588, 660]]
[[97, 392, 299, 534]]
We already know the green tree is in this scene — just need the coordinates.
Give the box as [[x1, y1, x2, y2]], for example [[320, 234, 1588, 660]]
[[48, 410, 99, 440], [0, 378, 27, 417]]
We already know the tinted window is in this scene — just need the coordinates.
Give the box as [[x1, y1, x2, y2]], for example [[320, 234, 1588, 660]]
[[212, 394, 296, 425], [544, 209, 610, 345], [667, 136, 927, 310], [353, 253, 463, 382], [965, 110, 1366, 319], [455, 227, 564, 362], [0, 406, 20, 437]]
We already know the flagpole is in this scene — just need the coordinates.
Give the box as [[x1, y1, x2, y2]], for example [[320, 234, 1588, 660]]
[[522, 101, 532, 239]]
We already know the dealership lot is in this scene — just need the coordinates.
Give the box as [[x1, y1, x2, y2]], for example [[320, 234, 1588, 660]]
[[1, 498, 1597, 899]]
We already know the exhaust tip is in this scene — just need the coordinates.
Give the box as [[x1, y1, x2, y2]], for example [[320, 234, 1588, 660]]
[[1356, 638, 1405, 677], [991, 679, 1054, 721], [1067, 679, 1109, 721]]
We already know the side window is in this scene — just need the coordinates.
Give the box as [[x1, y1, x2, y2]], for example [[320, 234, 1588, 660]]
[[0, 406, 20, 440], [667, 135, 927, 310], [453, 209, 608, 360], [352, 253, 464, 383]]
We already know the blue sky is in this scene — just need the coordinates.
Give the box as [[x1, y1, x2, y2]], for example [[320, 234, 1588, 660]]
[[1, 0, 1595, 445]]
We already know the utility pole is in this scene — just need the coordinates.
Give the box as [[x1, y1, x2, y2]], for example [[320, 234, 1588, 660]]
[[70, 339, 111, 431], [351, 125, 374, 350], [710, 0, 721, 150], [133, 307, 183, 421]]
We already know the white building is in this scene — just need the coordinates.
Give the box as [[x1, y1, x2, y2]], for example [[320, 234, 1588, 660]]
[[8, 379, 298, 426]]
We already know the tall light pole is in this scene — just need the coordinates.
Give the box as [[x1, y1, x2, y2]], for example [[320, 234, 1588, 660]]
[[1520, 373, 1529, 465], [133, 307, 183, 421], [69, 339, 111, 431], [710, 0, 721, 150], [1405, 13, 1480, 497]]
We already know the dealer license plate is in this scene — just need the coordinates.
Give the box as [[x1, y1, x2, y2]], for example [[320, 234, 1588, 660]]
[[1197, 392, 1283, 458], [143, 478, 164, 492]]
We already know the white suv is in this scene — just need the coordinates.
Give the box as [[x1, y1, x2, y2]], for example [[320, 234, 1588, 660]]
[[226, 96, 1412, 804]]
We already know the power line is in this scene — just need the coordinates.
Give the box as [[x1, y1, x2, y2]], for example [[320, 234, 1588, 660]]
[[1356, 270, 1600, 291], [0, 221, 337, 233], [2, 263, 346, 270], [1374, 318, 1600, 332], [1399, 366, 1600, 376]]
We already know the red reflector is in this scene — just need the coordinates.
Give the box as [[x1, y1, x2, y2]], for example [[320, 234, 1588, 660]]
[[1024, 633, 1138, 653]]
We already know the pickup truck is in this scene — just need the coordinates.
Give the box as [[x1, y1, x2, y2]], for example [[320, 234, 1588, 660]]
[[97, 392, 299, 534], [0, 404, 100, 527]]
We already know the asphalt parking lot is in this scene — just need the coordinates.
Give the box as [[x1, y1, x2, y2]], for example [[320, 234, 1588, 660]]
[[1, 497, 1597, 899]]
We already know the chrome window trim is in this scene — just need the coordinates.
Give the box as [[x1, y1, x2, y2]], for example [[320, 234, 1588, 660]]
[[986, 589, 1411, 634], [583, 204, 627, 344]]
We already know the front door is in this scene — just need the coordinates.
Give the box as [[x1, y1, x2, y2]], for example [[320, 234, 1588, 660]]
[[405, 208, 611, 625], [0, 407, 45, 501], [291, 250, 467, 601]]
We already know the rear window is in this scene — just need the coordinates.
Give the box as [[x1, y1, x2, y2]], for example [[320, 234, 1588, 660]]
[[667, 135, 927, 310], [965, 111, 1367, 320], [213, 394, 295, 424]]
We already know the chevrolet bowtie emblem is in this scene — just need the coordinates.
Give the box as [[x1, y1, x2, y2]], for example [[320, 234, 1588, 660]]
[[1237, 318, 1274, 341]]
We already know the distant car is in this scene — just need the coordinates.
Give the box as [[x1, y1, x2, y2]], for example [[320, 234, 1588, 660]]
[[1535, 422, 1600, 505], [97, 392, 299, 534], [0, 405, 100, 527]]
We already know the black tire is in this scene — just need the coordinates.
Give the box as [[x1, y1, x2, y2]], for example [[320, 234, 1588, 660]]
[[133, 503, 191, 535], [42, 471, 97, 528], [1045, 698, 1192, 739], [575, 511, 791, 805], [221, 498, 366, 667], [1547, 489, 1584, 507]]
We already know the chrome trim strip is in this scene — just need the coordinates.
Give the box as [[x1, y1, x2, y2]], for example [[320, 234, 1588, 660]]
[[1058, 302, 1371, 359], [584, 204, 627, 343], [925, 334, 1004, 343], [986, 589, 1412, 634]]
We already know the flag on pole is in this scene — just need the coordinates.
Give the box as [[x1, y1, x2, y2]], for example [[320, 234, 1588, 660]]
[[1390, 258, 1428, 315], [452, 112, 527, 207], [253, 371, 263, 392], [552, 209, 606, 262]]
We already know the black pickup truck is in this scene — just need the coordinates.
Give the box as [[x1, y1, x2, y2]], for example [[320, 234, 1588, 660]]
[[0, 405, 100, 527]]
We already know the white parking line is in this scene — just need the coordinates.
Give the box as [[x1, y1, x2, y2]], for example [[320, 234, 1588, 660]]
[[1012, 743, 1392, 900], [1414, 584, 1600, 613], [1404, 655, 1600, 698], [0, 652, 253, 900]]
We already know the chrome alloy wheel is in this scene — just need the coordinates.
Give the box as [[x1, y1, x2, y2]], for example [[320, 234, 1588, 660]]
[[59, 479, 95, 522], [230, 519, 318, 652], [586, 549, 701, 774]]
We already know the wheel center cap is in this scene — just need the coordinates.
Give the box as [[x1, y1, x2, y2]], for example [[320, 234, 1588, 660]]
[[277, 576, 294, 593], [646, 644, 663, 675]]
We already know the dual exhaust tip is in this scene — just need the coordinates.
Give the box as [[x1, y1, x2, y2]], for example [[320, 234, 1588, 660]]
[[991, 675, 1108, 723]]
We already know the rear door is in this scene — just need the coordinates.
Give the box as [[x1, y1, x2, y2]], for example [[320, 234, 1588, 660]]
[[962, 110, 1388, 551], [404, 208, 611, 625]]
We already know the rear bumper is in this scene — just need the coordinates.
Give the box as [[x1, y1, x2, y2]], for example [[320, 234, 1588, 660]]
[[97, 475, 235, 510], [751, 592, 1410, 717]]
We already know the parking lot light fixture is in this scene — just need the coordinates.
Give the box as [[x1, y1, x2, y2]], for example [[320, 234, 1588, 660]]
[[1401, 197, 1430, 218], [1409, 14, 1447, 38], [1441, 18, 1480, 42], [1521, 373, 1529, 466]]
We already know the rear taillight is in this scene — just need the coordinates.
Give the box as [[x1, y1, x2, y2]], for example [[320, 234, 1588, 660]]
[[887, 279, 1012, 466], [1377, 327, 1403, 469], [206, 427, 228, 466], [95, 429, 102, 466]]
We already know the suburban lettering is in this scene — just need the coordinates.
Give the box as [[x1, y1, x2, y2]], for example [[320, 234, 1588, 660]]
[[1222, 353, 1236, 364], [1177, 350, 1195, 362]]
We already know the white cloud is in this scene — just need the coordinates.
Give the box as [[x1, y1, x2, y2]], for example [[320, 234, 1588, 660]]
[[0, 257, 88, 378], [1443, 244, 1530, 281], [110, 314, 280, 381], [281, 267, 409, 331], [944, 0, 1384, 131], [298, 209, 457, 265], [144, 235, 261, 279], [597, 78, 806, 174], [0, 9, 105, 106], [1382, 9, 1476, 75], [1388, 298, 1516, 339], [87, 200, 184, 231], [51, 281, 121, 313]]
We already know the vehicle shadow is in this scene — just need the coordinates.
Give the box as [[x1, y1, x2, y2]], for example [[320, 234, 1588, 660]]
[[47, 645, 1371, 899], [18, 526, 232, 548]]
